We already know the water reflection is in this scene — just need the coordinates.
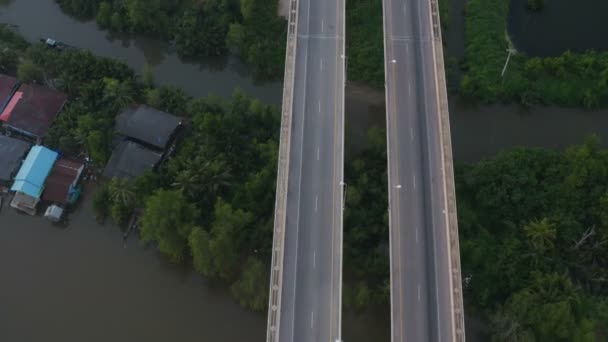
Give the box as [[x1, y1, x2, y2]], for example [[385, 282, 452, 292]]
[[508, 0, 608, 56], [0, 0, 282, 104]]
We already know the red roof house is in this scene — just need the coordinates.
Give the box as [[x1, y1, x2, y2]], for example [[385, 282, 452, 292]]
[[0, 74, 18, 114], [0, 83, 67, 138], [42, 158, 84, 205]]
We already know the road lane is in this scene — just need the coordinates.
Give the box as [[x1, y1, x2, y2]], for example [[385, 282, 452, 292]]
[[277, 0, 345, 338], [383, 0, 459, 340]]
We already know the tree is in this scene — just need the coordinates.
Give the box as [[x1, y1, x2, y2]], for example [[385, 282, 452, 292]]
[[96, 2, 113, 28], [102, 77, 134, 108], [144, 88, 162, 108], [142, 62, 154, 87], [171, 156, 232, 203], [124, 0, 165, 33], [230, 257, 268, 311], [524, 218, 556, 253], [92, 184, 111, 223], [140, 189, 198, 262], [107, 177, 136, 225], [17, 60, 43, 83], [188, 227, 214, 276], [0, 48, 19, 72], [226, 23, 245, 50], [86, 130, 111, 164], [189, 199, 252, 280]]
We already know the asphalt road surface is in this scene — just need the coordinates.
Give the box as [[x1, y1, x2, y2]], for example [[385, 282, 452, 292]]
[[278, 0, 345, 339], [383, 0, 456, 340]]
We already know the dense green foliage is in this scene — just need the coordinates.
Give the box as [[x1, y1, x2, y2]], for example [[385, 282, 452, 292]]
[[57, 0, 286, 79], [346, 0, 384, 88], [462, 0, 608, 107], [0, 25, 29, 74], [140, 91, 279, 309], [343, 127, 389, 310], [457, 137, 608, 340]]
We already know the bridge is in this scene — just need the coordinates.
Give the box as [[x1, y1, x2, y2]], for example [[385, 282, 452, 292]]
[[266, 0, 345, 339], [267, 0, 464, 339], [383, 0, 465, 339]]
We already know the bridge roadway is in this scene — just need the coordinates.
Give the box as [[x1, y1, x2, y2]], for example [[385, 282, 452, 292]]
[[266, 0, 345, 338], [383, 0, 465, 340]]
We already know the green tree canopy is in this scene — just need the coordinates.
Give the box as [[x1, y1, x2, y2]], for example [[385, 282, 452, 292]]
[[140, 189, 199, 262]]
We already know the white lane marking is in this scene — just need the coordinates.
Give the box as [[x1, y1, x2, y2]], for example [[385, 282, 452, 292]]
[[317, 147, 320, 160], [413, 175, 416, 189], [321, 19, 325, 32], [320, 59, 324, 71], [391, 59, 397, 64], [410, 127, 414, 141], [318, 101, 321, 113], [310, 311, 314, 329], [315, 196, 318, 212], [416, 226, 419, 243], [313, 251, 316, 268], [408, 83, 412, 97], [418, 284, 421, 302]]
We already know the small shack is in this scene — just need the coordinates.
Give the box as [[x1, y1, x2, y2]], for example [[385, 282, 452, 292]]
[[10, 145, 58, 215], [115, 105, 182, 150], [103, 141, 162, 180], [0, 135, 31, 184], [42, 158, 84, 206], [0, 83, 67, 138]]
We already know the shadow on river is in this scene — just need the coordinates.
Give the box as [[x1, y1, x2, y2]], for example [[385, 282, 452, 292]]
[[0, 0, 607, 340]]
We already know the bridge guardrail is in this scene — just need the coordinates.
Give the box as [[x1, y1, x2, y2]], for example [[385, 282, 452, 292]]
[[266, 0, 300, 340], [429, 0, 466, 340]]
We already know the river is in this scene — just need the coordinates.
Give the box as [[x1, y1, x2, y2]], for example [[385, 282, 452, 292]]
[[0, 0, 607, 341], [0, 184, 389, 342], [508, 0, 608, 56]]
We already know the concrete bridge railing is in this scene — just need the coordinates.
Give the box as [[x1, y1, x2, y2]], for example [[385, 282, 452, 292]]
[[428, 0, 466, 340], [266, 0, 300, 340]]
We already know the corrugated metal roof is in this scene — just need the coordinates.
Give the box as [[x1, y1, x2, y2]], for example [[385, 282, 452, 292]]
[[0, 135, 31, 182], [103, 141, 162, 180], [115, 105, 181, 149], [42, 158, 84, 205], [11, 146, 58, 198], [3, 84, 67, 137]]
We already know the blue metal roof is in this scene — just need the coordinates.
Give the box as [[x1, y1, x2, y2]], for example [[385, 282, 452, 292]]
[[11, 145, 58, 198]]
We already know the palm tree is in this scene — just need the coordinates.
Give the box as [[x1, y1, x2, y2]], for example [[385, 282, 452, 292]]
[[524, 217, 556, 252], [102, 77, 134, 108], [108, 177, 136, 207], [171, 156, 232, 200]]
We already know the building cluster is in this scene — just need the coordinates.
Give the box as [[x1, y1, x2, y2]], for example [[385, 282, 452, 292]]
[[0, 74, 182, 222], [103, 105, 182, 179]]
